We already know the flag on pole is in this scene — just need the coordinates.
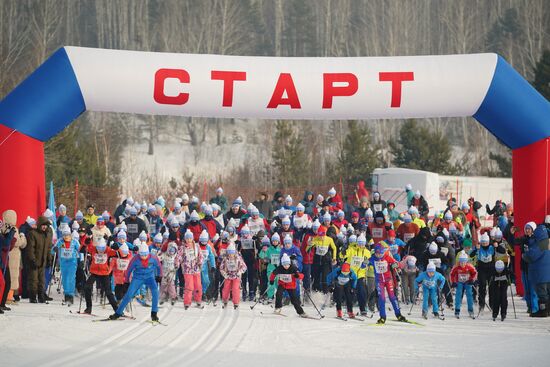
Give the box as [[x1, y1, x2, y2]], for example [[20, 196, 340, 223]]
[[49, 180, 57, 232]]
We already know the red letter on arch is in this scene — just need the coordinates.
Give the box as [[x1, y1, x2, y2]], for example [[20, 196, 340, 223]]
[[379, 72, 414, 108], [322, 73, 358, 109], [267, 73, 301, 109], [153, 68, 190, 105], [211, 70, 247, 107]]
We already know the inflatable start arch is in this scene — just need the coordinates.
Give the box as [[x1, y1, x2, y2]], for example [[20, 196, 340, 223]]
[[0, 46, 549, 232]]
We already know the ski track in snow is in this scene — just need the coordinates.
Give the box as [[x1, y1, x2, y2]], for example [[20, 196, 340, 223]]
[[1, 292, 549, 367]]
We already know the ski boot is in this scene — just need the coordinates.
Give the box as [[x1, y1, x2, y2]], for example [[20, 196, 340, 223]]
[[68, 296, 74, 305], [468, 311, 475, 319], [1, 305, 11, 311], [337, 309, 343, 318], [299, 313, 309, 318], [433, 312, 439, 318], [195, 303, 204, 309], [360, 311, 369, 317], [348, 311, 356, 319], [274, 308, 282, 315], [109, 313, 122, 320], [376, 317, 386, 324], [83, 307, 92, 315], [501, 314, 506, 321], [171, 298, 176, 306], [184, 305, 189, 310], [422, 310, 428, 319], [151, 311, 159, 322], [455, 311, 460, 319], [222, 302, 228, 309], [234, 304, 239, 310], [396, 314, 408, 322]]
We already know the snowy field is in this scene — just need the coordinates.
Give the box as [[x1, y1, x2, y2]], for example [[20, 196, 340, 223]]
[[1, 291, 549, 367]]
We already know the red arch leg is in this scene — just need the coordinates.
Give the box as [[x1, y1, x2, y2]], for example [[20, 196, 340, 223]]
[[0, 124, 45, 225], [512, 137, 550, 297]]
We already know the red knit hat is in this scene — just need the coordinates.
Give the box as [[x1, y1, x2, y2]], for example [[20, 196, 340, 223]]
[[351, 212, 359, 218], [341, 263, 351, 273], [388, 230, 396, 237]]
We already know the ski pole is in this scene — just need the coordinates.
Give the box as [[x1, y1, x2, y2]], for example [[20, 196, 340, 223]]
[[508, 276, 517, 319], [47, 250, 57, 297], [305, 290, 325, 318], [77, 250, 89, 313], [250, 287, 269, 310]]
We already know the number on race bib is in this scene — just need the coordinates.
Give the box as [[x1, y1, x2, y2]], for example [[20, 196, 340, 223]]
[[201, 250, 209, 259], [279, 274, 292, 283], [127, 224, 138, 234], [429, 258, 442, 268], [186, 249, 196, 261], [241, 239, 254, 250], [351, 256, 363, 268], [374, 204, 382, 212], [117, 259, 130, 271], [316, 246, 328, 256], [374, 261, 388, 274], [337, 276, 350, 285], [479, 254, 492, 263], [60, 248, 73, 259], [371, 228, 383, 239], [226, 259, 237, 271], [94, 253, 107, 265], [458, 273, 470, 283], [271, 254, 280, 266]]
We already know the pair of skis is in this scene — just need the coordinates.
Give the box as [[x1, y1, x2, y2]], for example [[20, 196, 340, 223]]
[[259, 311, 322, 320]]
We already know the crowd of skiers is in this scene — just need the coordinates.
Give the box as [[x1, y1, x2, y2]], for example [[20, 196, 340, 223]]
[[1, 183, 549, 325]]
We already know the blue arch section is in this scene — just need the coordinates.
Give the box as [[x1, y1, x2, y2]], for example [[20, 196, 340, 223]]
[[473, 55, 550, 149], [0, 48, 85, 141]]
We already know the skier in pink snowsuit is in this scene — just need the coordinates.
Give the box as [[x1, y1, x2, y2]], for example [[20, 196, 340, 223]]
[[177, 230, 204, 309], [220, 243, 247, 308]]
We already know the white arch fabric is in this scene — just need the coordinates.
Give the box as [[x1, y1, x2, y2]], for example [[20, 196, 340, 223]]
[[65, 47, 497, 121]]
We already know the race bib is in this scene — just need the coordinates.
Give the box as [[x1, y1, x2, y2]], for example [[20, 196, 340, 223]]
[[270, 254, 280, 266], [458, 273, 470, 283], [226, 259, 237, 271], [248, 222, 261, 234], [371, 228, 383, 239], [148, 223, 156, 234], [279, 274, 292, 283], [241, 238, 254, 250], [337, 276, 350, 285], [201, 249, 209, 259], [316, 246, 328, 256], [117, 258, 130, 271], [94, 253, 107, 265], [127, 224, 138, 234], [293, 216, 307, 229], [404, 233, 415, 243], [219, 248, 227, 257], [440, 247, 449, 256], [351, 256, 363, 268], [163, 258, 174, 271], [373, 204, 382, 212], [479, 253, 492, 263], [429, 258, 442, 268], [423, 280, 435, 288], [374, 260, 388, 274], [185, 249, 196, 261], [150, 248, 158, 256], [60, 248, 73, 259]]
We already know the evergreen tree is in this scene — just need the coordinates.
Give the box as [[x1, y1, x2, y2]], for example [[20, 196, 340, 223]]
[[333, 121, 381, 185], [489, 152, 512, 177], [271, 120, 308, 187], [533, 49, 550, 100], [390, 120, 455, 175]]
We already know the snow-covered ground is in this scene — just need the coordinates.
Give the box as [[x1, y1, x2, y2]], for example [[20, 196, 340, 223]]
[[1, 290, 548, 367]]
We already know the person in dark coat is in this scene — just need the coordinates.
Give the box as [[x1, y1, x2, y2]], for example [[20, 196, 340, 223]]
[[300, 191, 315, 216], [25, 216, 53, 303], [405, 226, 432, 268], [253, 192, 273, 219]]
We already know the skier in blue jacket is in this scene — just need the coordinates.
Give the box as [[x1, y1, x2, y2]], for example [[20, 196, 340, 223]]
[[109, 243, 162, 322], [199, 230, 216, 296], [523, 223, 550, 317], [415, 262, 446, 318], [53, 227, 80, 305], [326, 263, 358, 319]]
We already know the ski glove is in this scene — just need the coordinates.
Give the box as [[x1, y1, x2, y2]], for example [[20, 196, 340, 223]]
[[155, 276, 162, 283], [451, 282, 457, 288]]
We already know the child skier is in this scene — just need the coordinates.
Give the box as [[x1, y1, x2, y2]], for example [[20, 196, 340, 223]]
[[415, 262, 446, 319], [489, 260, 510, 321], [269, 253, 307, 317], [198, 230, 216, 300], [341, 234, 371, 315], [399, 255, 418, 305], [159, 242, 179, 305], [83, 238, 118, 314], [450, 252, 477, 318], [369, 243, 408, 324], [259, 232, 282, 302], [220, 243, 247, 309], [178, 230, 204, 309], [110, 244, 162, 322], [110, 243, 132, 304], [326, 262, 358, 319], [54, 227, 80, 305]]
